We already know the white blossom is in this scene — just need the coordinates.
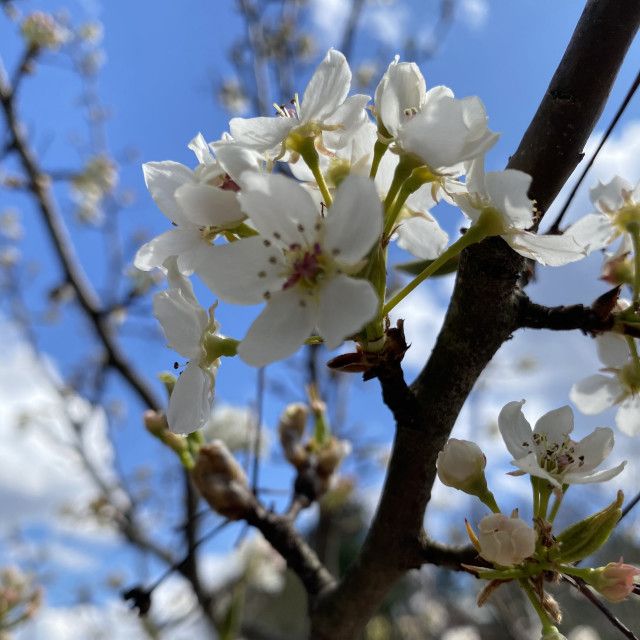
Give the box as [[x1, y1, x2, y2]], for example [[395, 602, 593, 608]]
[[196, 173, 382, 366], [153, 258, 221, 434], [498, 400, 626, 489], [570, 333, 640, 436]]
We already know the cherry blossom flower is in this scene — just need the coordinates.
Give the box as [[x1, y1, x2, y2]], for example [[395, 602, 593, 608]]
[[196, 172, 382, 367], [135, 133, 260, 274], [564, 175, 640, 253], [570, 333, 640, 436], [395, 85, 500, 175], [498, 400, 626, 489], [153, 258, 222, 433], [373, 56, 427, 138], [477, 513, 537, 566], [229, 49, 369, 162], [453, 159, 587, 266]]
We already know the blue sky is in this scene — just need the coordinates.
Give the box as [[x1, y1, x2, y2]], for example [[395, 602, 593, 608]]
[[1, 0, 640, 636]]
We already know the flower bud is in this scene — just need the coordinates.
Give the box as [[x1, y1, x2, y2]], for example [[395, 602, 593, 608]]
[[316, 437, 351, 479], [437, 439, 488, 495], [555, 491, 623, 563], [191, 441, 255, 519], [278, 403, 309, 469], [477, 513, 537, 566], [588, 560, 639, 602]]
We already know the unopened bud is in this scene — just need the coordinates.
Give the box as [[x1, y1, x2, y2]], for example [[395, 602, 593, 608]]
[[477, 513, 537, 566], [192, 441, 255, 519], [143, 410, 167, 437], [437, 439, 487, 494], [278, 403, 308, 469], [584, 560, 639, 602], [555, 491, 623, 563], [316, 437, 351, 479]]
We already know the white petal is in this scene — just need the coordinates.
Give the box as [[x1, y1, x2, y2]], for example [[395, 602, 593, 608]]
[[507, 232, 587, 266], [229, 116, 294, 153], [396, 215, 448, 260], [143, 161, 195, 227], [211, 142, 264, 185], [300, 49, 351, 122], [400, 89, 466, 169], [238, 289, 315, 366], [168, 361, 211, 434], [324, 176, 382, 263], [564, 213, 617, 252], [196, 238, 284, 305], [572, 427, 614, 472], [322, 94, 370, 150], [485, 170, 533, 230], [589, 176, 632, 213], [596, 333, 630, 368], [616, 395, 640, 436], [188, 133, 214, 165], [533, 405, 574, 443], [316, 275, 379, 350], [175, 183, 245, 228], [511, 452, 562, 489], [570, 375, 621, 414], [134, 228, 204, 273], [563, 461, 626, 485], [153, 289, 206, 359], [239, 173, 320, 248], [498, 400, 534, 459]]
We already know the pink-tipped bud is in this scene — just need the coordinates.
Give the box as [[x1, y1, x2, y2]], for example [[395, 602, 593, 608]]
[[590, 560, 639, 602]]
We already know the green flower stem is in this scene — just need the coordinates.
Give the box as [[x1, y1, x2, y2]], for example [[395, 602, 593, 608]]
[[538, 484, 553, 522], [532, 476, 541, 519], [547, 487, 567, 524], [520, 578, 558, 636], [383, 154, 422, 216], [382, 167, 437, 239], [382, 223, 488, 316], [626, 221, 640, 304], [369, 138, 390, 181], [288, 134, 333, 207], [559, 565, 595, 582], [477, 488, 502, 514]]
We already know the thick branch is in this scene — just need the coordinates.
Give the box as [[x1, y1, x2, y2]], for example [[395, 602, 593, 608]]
[[309, 3, 640, 638]]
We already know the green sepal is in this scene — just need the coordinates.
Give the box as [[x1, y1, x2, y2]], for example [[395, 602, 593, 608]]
[[553, 490, 624, 563]]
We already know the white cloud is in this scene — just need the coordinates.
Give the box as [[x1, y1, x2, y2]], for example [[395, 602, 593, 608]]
[[0, 320, 124, 534]]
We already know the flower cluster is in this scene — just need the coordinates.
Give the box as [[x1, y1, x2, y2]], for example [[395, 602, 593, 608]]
[[136, 49, 618, 433], [437, 401, 635, 640]]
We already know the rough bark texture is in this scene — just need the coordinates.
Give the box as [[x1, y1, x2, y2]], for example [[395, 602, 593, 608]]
[[308, 1, 640, 638]]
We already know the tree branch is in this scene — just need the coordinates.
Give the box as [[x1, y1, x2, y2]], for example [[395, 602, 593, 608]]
[[308, 2, 640, 638], [0, 53, 162, 412]]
